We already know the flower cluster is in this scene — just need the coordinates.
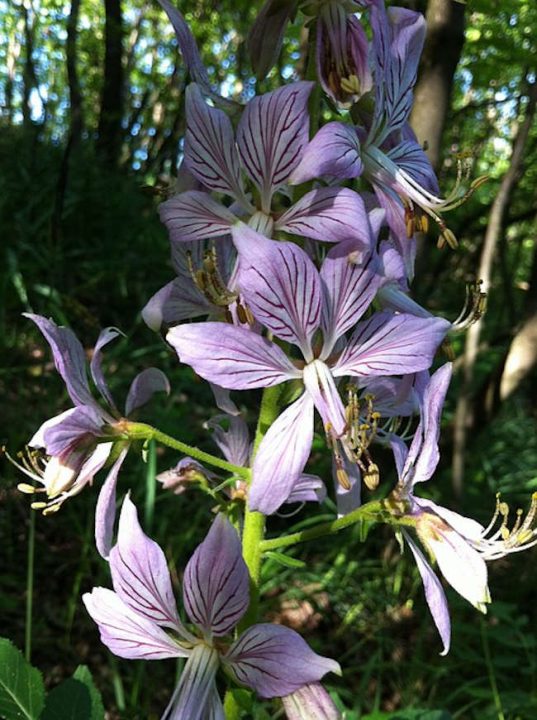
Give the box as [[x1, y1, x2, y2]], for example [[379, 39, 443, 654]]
[[11, 0, 537, 717]]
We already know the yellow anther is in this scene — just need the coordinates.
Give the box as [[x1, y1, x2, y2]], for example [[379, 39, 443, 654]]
[[31, 501, 47, 510], [17, 483, 37, 494], [516, 529, 534, 545], [336, 467, 351, 490], [364, 463, 380, 491]]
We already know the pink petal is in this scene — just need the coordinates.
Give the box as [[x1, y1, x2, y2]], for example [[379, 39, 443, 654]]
[[289, 122, 362, 184], [159, 191, 235, 243], [95, 447, 128, 559]]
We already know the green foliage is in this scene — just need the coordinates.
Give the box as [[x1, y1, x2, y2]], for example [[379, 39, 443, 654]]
[[0, 640, 45, 720]]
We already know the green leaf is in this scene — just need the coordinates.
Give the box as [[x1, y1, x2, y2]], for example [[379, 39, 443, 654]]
[[388, 710, 453, 720], [40, 667, 104, 720], [263, 551, 306, 568], [0, 639, 45, 720]]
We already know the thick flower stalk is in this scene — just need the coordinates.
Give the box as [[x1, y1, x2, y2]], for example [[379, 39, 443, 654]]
[[84, 496, 340, 719]]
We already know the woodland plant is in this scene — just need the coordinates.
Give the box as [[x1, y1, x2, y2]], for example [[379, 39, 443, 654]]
[[8, 0, 537, 718]]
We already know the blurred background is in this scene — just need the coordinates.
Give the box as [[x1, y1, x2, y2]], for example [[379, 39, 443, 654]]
[[1, 0, 537, 717]]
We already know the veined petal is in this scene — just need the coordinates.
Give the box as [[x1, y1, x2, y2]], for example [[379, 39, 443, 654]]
[[320, 244, 382, 353], [373, 185, 416, 281], [142, 279, 211, 331], [185, 84, 244, 199], [94, 446, 128, 559], [125, 368, 170, 416], [402, 363, 452, 488], [159, 191, 236, 243], [233, 225, 321, 359], [303, 360, 346, 437], [31, 405, 104, 456], [109, 495, 188, 634], [282, 683, 341, 720], [224, 624, 341, 698], [277, 187, 372, 248], [287, 473, 326, 504], [369, 3, 426, 142], [162, 644, 220, 720], [183, 515, 249, 636], [289, 122, 362, 184], [236, 82, 313, 210], [167, 322, 300, 389], [415, 498, 484, 541], [333, 312, 450, 378], [206, 415, 250, 467], [404, 531, 451, 655], [24, 313, 96, 409], [90, 327, 122, 411], [249, 393, 314, 515], [388, 140, 439, 194], [247, 0, 294, 81], [83, 587, 186, 660]]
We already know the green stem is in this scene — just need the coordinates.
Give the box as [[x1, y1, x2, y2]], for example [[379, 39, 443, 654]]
[[480, 617, 505, 720], [144, 439, 157, 532], [260, 500, 417, 552], [123, 421, 250, 480], [25, 506, 36, 662]]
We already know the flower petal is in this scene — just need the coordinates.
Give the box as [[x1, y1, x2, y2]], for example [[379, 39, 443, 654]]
[[233, 225, 321, 359], [290, 122, 362, 184], [184, 84, 244, 199], [125, 368, 170, 416], [108, 495, 187, 633], [248, 0, 293, 81], [83, 587, 186, 660], [31, 405, 104, 456], [303, 360, 346, 436], [402, 363, 452, 487], [282, 682, 341, 720], [159, 191, 236, 243], [388, 139, 439, 194], [249, 393, 314, 515], [162, 644, 220, 720], [206, 415, 250, 467], [24, 313, 96, 409], [183, 514, 249, 635], [236, 82, 313, 209], [320, 244, 382, 353], [142, 278, 211, 331], [277, 187, 372, 248], [167, 322, 300, 389], [224, 623, 340, 698], [333, 312, 450, 378], [94, 447, 128, 559], [90, 327, 122, 410], [404, 531, 451, 655], [286, 474, 326, 505]]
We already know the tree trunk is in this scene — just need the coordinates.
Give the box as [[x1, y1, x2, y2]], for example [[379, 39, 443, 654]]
[[410, 0, 466, 170], [97, 0, 124, 165], [451, 77, 537, 498], [66, 0, 83, 144]]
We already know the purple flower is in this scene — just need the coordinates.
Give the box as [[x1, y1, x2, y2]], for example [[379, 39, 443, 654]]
[[316, 1, 372, 106], [282, 682, 341, 719], [167, 225, 450, 514], [159, 82, 373, 251], [84, 497, 340, 719], [13, 315, 168, 557]]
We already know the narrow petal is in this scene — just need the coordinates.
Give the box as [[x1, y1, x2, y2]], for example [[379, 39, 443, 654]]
[[224, 624, 340, 698], [167, 322, 300, 389], [333, 455, 361, 518], [236, 82, 313, 208], [303, 360, 346, 437], [142, 279, 211, 331], [159, 191, 236, 243], [108, 495, 187, 633], [281, 683, 341, 720], [24, 313, 95, 408], [415, 498, 484, 541], [333, 312, 450, 378], [94, 447, 128, 559], [83, 588, 186, 660], [162, 644, 220, 720], [210, 384, 240, 416], [31, 405, 104, 456], [320, 244, 382, 352], [404, 531, 451, 655], [248, 0, 293, 81], [90, 327, 122, 410], [206, 415, 250, 467], [369, 3, 426, 141], [249, 393, 314, 515], [289, 122, 362, 184], [233, 225, 321, 359], [388, 140, 439, 194], [125, 368, 170, 416], [183, 515, 249, 636], [277, 187, 372, 248], [184, 84, 244, 199], [402, 363, 452, 487], [286, 474, 326, 505]]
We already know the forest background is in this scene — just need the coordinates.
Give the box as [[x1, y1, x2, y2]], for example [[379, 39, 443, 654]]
[[1, 0, 537, 718]]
